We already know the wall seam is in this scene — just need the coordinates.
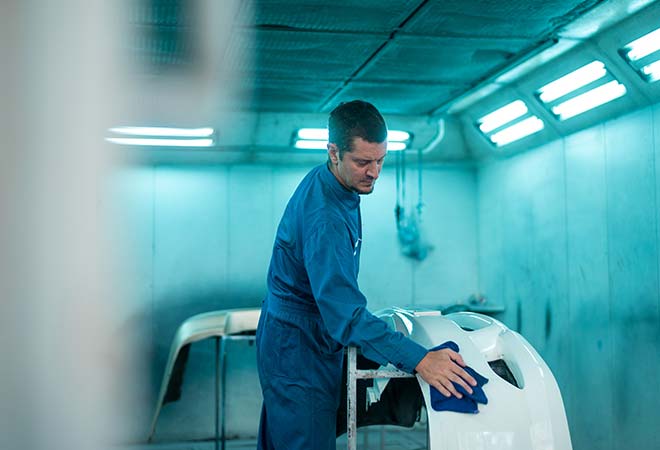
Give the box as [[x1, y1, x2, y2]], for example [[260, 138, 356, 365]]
[[474, 167, 482, 296], [560, 135, 573, 422], [226, 166, 231, 301], [602, 120, 615, 448], [151, 165, 157, 362], [654, 105, 660, 450], [653, 106, 660, 321]]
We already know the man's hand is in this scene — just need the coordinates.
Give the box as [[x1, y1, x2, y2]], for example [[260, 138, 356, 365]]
[[415, 348, 477, 398]]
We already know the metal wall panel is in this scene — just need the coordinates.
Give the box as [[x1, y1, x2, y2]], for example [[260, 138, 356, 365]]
[[358, 167, 415, 310], [152, 166, 230, 440], [499, 141, 570, 391], [500, 151, 542, 346], [564, 125, 614, 450], [271, 164, 315, 233], [109, 167, 158, 441], [412, 167, 479, 306], [523, 142, 570, 394], [152, 166, 231, 334], [604, 109, 660, 450], [359, 165, 479, 310], [655, 106, 660, 417], [227, 165, 276, 305], [478, 104, 660, 450], [476, 160, 508, 324]]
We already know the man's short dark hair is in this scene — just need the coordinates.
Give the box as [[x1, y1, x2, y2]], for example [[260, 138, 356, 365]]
[[328, 100, 387, 159]]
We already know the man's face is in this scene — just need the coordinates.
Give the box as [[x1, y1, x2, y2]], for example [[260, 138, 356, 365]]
[[328, 137, 387, 195]]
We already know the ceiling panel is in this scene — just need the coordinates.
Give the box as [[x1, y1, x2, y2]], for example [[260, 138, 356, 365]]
[[237, 0, 422, 33], [125, 0, 624, 115], [230, 29, 386, 81], [332, 81, 464, 115], [357, 36, 528, 84], [228, 78, 340, 112], [404, 0, 604, 38]]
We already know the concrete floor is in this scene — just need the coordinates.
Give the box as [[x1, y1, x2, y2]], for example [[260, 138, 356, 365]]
[[120, 424, 428, 450]]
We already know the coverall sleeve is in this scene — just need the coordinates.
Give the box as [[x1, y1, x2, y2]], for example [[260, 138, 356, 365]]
[[303, 222, 428, 373]]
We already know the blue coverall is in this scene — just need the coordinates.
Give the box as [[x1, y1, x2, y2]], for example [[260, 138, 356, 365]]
[[256, 163, 428, 450]]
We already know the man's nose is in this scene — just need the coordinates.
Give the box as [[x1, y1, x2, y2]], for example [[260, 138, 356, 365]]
[[366, 162, 380, 179]]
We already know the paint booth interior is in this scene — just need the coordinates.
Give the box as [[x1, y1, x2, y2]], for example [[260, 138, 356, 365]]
[[4, 1, 660, 450], [113, 2, 660, 449]]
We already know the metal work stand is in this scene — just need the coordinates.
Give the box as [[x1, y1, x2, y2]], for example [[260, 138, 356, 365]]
[[215, 335, 256, 450], [346, 347, 415, 450]]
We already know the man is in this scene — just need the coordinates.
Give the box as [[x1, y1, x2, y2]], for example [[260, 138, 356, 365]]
[[256, 100, 476, 450]]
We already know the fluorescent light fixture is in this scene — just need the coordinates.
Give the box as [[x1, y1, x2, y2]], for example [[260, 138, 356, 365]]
[[296, 128, 410, 142], [489, 116, 544, 146], [294, 128, 411, 150], [642, 59, 660, 82], [537, 61, 607, 103], [109, 126, 214, 137], [387, 130, 410, 141], [623, 27, 660, 61], [295, 139, 407, 151], [551, 80, 627, 120], [477, 100, 528, 133], [106, 137, 214, 147], [388, 142, 407, 151], [294, 140, 327, 150], [297, 128, 328, 140]]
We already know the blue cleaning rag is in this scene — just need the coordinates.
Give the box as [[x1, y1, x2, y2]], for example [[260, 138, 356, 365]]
[[429, 341, 489, 414]]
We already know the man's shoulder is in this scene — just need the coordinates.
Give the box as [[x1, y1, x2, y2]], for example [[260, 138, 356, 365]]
[[307, 208, 346, 230]]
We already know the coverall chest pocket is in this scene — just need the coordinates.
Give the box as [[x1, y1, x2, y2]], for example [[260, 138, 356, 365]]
[[261, 314, 303, 379], [349, 229, 361, 258]]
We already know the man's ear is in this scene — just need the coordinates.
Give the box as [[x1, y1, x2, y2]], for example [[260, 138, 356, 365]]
[[327, 143, 340, 165]]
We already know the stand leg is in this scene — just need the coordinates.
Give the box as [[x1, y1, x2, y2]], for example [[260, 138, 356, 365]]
[[347, 347, 357, 450], [215, 337, 220, 450], [220, 337, 227, 450]]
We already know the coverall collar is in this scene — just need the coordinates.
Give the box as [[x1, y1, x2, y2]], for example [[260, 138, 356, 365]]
[[321, 162, 360, 209]]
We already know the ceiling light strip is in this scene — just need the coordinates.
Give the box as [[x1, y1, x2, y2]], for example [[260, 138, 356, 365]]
[[106, 137, 214, 147], [297, 128, 410, 142], [388, 142, 407, 151], [477, 100, 528, 133], [551, 80, 627, 121], [294, 139, 408, 151], [109, 126, 214, 137], [623, 27, 660, 62], [297, 129, 328, 140], [295, 128, 411, 151], [642, 60, 660, 82], [537, 61, 607, 103], [489, 116, 545, 147], [294, 140, 327, 150]]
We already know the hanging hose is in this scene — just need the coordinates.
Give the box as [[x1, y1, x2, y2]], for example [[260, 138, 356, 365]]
[[393, 118, 444, 260], [416, 144, 423, 217], [395, 149, 402, 227]]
